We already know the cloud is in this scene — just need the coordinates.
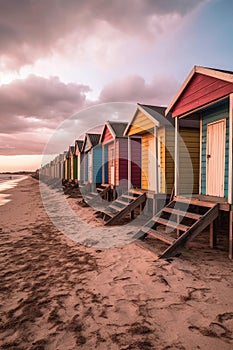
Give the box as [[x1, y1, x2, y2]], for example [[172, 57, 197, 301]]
[[99, 74, 179, 105], [0, 74, 92, 155], [0, 70, 180, 156], [0, 0, 206, 69], [0, 74, 90, 126]]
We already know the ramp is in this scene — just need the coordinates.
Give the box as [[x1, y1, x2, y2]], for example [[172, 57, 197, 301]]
[[135, 196, 219, 258]]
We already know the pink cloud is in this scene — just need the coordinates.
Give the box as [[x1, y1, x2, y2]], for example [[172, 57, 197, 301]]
[[0, 0, 205, 69], [99, 74, 179, 105]]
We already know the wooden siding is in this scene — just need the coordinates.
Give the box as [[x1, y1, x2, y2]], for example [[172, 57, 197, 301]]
[[80, 153, 84, 181], [102, 125, 114, 144], [127, 110, 155, 136], [93, 145, 102, 183], [84, 153, 89, 181], [158, 128, 166, 193], [118, 138, 128, 186], [103, 145, 108, 183], [131, 138, 141, 187], [173, 73, 233, 117], [201, 100, 229, 198], [141, 133, 154, 190], [73, 156, 77, 179], [165, 128, 175, 194], [108, 142, 115, 184], [179, 128, 200, 194]]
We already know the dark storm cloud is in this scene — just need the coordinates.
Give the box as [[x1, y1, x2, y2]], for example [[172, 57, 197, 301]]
[[0, 0, 205, 68]]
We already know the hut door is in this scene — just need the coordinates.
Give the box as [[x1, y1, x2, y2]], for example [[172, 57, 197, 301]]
[[206, 119, 226, 197], [88, 151, 93, 183], [148, 137, 156, 191]]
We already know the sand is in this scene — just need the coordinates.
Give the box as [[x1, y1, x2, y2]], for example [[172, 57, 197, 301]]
[[0, 177, 233, 350]]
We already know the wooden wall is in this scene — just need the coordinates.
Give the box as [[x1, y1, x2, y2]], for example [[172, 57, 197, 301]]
[[131, 138, 141, 187], [164, 128, 175, 194], [173, 73, 233, 117], [141, 133, 154, 190], [108, 142, 115, 185], [93, 145, 102, 183], [127, 111, 155, 136], [179, 128, 200, 194], [102, 125, 114, 143], [118, 138, 128, 186]]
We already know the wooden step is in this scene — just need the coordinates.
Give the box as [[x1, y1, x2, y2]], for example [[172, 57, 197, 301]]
[[114, 200, 127, 207], [150, 217, 189, 232], [122, 194, 134, 200], [129, 189, 144, 195], [116, 199, 132, 205], [108, 204, 122, 212], [174, 197, 215, 208], [141, 227, 175, 245], [163, 208, 202, 220]]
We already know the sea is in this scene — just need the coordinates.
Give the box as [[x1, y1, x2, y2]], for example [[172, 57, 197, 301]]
[[0, 174, 28, 206]]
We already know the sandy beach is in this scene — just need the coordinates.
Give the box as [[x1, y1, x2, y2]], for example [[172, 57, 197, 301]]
[[0, 177, 233, 349]]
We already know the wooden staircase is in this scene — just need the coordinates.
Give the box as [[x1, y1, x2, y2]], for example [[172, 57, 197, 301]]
[[97, 189, 147, 225], [134, 196, 219, 258], [84, 184, 111, 204]]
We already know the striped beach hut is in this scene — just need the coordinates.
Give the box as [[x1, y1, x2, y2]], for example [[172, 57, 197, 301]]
[[68, 145, 75, 181], [82, 133, 102, 184], [100, 121, 138, 190], [165, 65, 233, 259], [124, 103, 200, 211], [74, 140, 84, 182]]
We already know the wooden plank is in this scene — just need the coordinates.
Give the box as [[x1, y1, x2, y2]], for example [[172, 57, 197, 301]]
[[116, 198, 132, 205], [160, 204, 219, 259], [129, 189, 144, 195], [163, 207, 202, 220], [229, 210, 233, 260], [108, 204, 122, 212], [209, 219, 217, 249], [105, 193, 147, 225], [122, 194, 134, 200], [151, 217, 189, 232], [228, 94, 233, 204], [141, 227, 175, 245], [174, 196, 215, 208]]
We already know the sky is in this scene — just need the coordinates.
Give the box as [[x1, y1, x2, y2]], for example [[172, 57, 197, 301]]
[[0, 0, 233, 171]]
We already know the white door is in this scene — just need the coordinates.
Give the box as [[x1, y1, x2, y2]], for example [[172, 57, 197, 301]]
[[110, 166, 115, 185], [88, 151, 93, 183], [206, 119, 226, 197], [148, 137, 156, 191]]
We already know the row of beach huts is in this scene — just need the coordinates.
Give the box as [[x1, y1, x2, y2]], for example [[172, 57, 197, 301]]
[[40, 66, 233, 259]]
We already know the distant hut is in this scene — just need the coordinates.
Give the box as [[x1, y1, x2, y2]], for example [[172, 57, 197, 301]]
[[82, 133, 102, 184], [100, 121, 134, 192], [74, 140, 84, 182]]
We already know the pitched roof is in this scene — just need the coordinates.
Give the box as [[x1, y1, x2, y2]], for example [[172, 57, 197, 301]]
[[82, 133, 101, 152], [124, 103, 172, 136], [88, 133, 101, 146], [107, 121, 128, 138], [165, 65, 233, 115], [75, 140, 84, 153]]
